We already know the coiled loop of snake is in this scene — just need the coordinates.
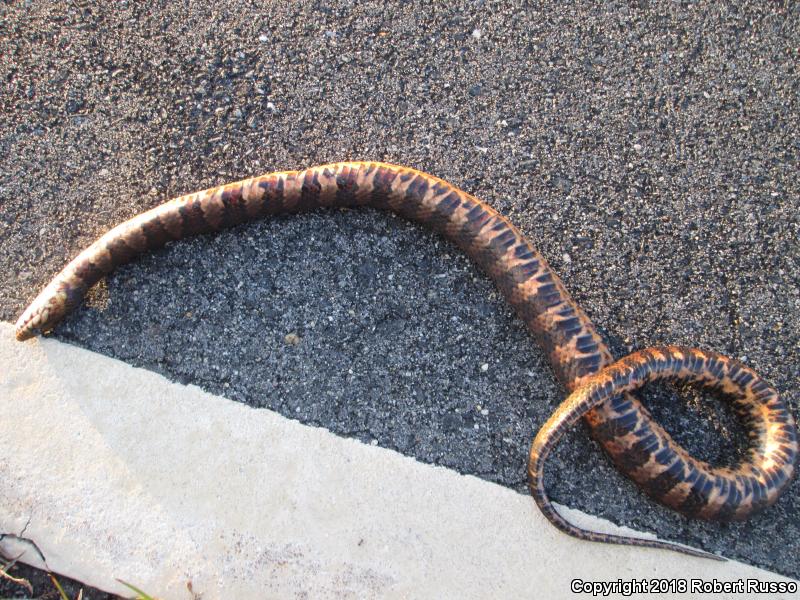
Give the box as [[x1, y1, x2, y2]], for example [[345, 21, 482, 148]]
[[14, 162, 798, 559]]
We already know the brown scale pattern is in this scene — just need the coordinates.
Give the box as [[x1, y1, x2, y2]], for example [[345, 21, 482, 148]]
[[14, 162, 798, 559]]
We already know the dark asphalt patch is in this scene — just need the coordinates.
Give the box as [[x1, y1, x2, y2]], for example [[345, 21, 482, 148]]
[[1, 0, 798, 579]]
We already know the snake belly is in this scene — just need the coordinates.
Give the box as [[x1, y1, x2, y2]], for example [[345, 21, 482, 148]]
[[14, 162, 798, 558]]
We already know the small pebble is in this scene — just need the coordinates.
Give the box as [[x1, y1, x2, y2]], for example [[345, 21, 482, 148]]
[[284, 332, 301, 346]]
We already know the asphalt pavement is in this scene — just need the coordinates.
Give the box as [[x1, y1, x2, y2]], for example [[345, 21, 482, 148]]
[[1, 0, 798, 580]]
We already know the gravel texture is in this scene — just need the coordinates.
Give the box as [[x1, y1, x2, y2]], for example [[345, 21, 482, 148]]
[[1, 0, 799, 580]]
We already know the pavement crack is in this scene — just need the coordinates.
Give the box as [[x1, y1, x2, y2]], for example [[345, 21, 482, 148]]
[[18, 516, 31, 538]]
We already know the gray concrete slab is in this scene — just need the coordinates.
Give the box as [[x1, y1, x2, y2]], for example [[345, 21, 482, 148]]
[[1, 0, 798, 581], [1, 325, 798, 599]]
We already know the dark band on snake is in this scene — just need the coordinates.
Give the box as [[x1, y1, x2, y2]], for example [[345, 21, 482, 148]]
[[15, 162, 798, 559]]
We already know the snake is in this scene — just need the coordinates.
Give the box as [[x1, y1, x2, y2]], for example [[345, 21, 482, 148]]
[[14, 161, 798, 559]]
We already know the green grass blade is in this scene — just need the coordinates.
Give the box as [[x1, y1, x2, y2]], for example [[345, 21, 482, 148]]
[[116, 578, 158, 600], [49, 573, 70, 600]]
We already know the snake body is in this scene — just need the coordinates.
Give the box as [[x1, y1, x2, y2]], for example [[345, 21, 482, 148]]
[[15, 162, 798, 558]]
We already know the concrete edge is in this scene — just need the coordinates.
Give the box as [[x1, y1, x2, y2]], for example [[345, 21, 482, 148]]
[[1, 321, 797, 599]]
